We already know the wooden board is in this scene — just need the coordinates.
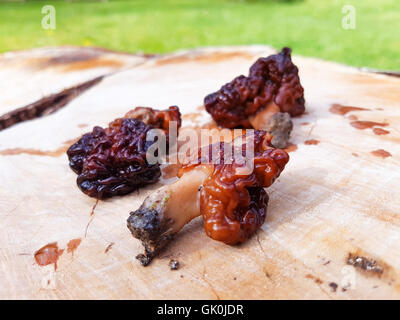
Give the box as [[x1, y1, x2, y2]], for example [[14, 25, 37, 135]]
[[0, 45, 399, 299], [0, 46, 148, 115]]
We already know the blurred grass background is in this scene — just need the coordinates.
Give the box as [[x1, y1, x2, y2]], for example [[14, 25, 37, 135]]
[[0, 0, 399, 70]]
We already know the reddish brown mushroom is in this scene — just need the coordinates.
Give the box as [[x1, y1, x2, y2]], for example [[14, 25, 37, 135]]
[[127, 130, 289, 265], [204, 47, 304, 148]]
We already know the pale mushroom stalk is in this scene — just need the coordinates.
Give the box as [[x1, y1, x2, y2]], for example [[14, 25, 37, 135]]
[[127, 165, 213, 266], [249, 102, 293, 148]]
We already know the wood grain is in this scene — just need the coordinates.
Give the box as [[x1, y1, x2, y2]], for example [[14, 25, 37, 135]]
[[0, 45, 399, 299]]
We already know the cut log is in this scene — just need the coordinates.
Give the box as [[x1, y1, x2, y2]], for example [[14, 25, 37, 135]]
[[0, 45, 399, 299], [0, 46, 150, 129]]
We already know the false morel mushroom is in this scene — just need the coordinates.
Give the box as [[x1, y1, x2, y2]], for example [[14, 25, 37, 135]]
[[67, 106, 181, 199], [204, 47, 305, 147], [127, 130, 289, 265]]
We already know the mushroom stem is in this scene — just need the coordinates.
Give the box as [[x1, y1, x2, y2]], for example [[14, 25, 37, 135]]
[[127, 165, 212, 266], [249, 102, 280, 129], [249, 102, 293, 149]]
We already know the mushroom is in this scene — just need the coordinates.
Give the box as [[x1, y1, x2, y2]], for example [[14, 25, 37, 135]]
[[67, 106, 181, 199], [127, 130, 289, 265], [204, 47, 305, 148]]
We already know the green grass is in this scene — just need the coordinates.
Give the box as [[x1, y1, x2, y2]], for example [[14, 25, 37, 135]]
[[0, 0, 399, 70]]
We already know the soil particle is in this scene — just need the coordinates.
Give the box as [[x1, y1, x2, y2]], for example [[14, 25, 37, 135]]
[[329, 282, 338, 292], [347, 253, 384, 274]]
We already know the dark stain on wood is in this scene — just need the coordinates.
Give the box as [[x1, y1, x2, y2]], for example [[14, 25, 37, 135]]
[[85, 199, 99, 238], [304, 139, 320, 145], [373, 128, 390, 135], [305, 273, 323, 284], [34, 242, 64, 271], [0, 138, 78, 157], [370, 149, 392, 158], [67, 238, 82, 257], [104, 242, 115, 254], [40, 51, 102, 67], [350, 121, 388, 130], [329, 104, 370, 115], [329, 282, 338, 292]]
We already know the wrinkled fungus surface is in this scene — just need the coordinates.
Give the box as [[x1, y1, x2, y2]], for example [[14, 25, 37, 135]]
[[179, 131, 289, 244], [204, 48, 305, 128], [67, 106, 181, 199]]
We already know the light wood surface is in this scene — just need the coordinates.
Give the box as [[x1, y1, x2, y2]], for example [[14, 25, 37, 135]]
[[0, 46, 148, 115], [0, 45, 399, 299]]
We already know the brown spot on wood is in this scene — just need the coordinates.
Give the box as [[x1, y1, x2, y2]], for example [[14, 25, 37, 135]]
[[0, 147, 65, 157], [284, 143, 298, 153], [300, 122, 309, 126], [104, 242, 115, 253], [304, 139, 320, 145], [62, 58, 123, 72], [38, 51, 102, 68], [34, 242, 64, 271], [347, 115, 358, 121], [329, 104, 370, 115], [0, 138, 78, 157], [27, 48, 131, 69], [352, 153, 359, 157], [155, 51, 255, 66], [305, 274, 323, 284], [85, 199, 99, 238], [0, 76, 103, 131], [78, 123, 89, 128], [370, 149, 392, 158], [66, 238, 81, 256], [350, 121, 388, 130], [347, 252, 384, 275], [373, 128, 390, 135], [90, 199, 98, 216]]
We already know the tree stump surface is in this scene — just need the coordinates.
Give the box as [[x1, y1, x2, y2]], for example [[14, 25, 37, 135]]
[[0, 45, 399, 299]]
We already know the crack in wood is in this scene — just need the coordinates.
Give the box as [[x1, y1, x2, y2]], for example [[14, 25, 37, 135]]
[[0, 76, 103, 131], [198, 251, 221, 300], [361, 68, 400, 78], [84, 199, 99, 238]]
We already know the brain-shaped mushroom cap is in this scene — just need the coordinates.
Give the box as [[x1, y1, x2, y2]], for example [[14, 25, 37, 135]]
[[67, 106, 181, 199], [179, 130, 289, 244], [204, 47, 305, 128]]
